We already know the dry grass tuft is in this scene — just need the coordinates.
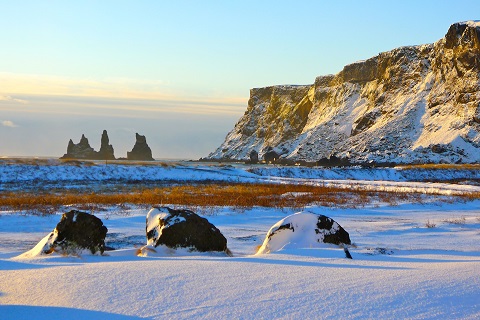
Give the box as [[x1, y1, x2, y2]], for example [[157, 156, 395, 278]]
[[443, 216, 467, 225], [425, 220, 436, 228]]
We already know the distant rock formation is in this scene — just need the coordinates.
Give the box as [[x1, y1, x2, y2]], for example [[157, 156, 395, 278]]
[[97, 130, 115, 160], [61, 130, 116, 160], [127, 133, 154, 161], [61, 134, 97, 159]]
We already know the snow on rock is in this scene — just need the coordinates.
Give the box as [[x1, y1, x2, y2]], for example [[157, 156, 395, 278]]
[[138, 207, 229, 255], [17, 210, 107, 258], [256, 212, 351, 254]]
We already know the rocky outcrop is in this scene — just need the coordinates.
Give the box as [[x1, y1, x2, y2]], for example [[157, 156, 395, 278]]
[[127, 133, 154, 161], [249, 150, 259, 164], [97, 130, 115, 160], [61, 134, 97, 159], [208, 21, 480, 164], [61, 130, 115, 160], [40, 210, 108, 255], [263, 147, 280, 163], [256, 212, 351, 255], [142, 207, 228, 253]]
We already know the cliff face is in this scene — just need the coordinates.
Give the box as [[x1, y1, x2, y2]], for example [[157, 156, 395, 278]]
[[208, 21, 480, 164]]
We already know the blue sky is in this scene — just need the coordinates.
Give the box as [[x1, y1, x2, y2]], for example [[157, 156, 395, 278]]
[[1, 0, 479, 158]]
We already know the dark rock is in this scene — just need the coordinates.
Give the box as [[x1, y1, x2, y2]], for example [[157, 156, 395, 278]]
[[61, 134, 96, 159], [317, 155, 350, 167], [344, 247, 353, 259], [145, 207, 228, 253], [42, 210, 108, 255], [431, 144, 447, 153], [97, 130, 115, 160], [351, 110, 381, 136], [315, 214, 351, 245], [127, 133, 154, 161], [249, 150, 259, 164], [263, 147, 279, 164], [60, 130, 116, 160]]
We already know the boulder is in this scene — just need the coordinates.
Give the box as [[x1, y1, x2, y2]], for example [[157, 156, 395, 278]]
[[144, 207, 228, 253], [263, 147, 279, 164], [317, 155, 350, 167], [127, 133, 154, 161], [249, 150, 259, 164], [256, 212, 351, 255], [41, 210, 108, 255]]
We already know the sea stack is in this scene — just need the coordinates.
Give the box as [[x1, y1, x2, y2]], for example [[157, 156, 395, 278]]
[[127, 133, 154, 161], [61, 134, 96, 159], [60, 130, 116, 160], [97, 130, 115, 160]]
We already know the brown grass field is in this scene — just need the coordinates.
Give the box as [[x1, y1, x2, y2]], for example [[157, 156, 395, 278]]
[[1, 183, 479, 215]]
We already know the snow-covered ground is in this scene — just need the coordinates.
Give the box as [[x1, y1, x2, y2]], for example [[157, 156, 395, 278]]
[[1, 159, 480, 193], [0, 162, 479, 319]]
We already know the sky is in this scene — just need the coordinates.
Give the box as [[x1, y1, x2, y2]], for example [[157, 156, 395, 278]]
[[1, 0, 480, 159]]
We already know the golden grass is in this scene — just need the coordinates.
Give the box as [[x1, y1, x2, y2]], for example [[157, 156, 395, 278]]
[[1, 183, 479, 215], [396, 163, 480, 170]]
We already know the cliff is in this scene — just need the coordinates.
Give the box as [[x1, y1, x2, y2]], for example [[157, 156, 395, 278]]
[[208, 21, 480, 164]]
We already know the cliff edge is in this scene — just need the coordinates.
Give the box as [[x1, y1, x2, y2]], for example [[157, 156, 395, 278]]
[[207, 21, 480, 164]]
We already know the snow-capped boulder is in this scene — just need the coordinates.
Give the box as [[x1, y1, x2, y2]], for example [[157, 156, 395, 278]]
[[143, 207, 228, 253], [256, 212, 351, 254], [22, 210, 108, 257]]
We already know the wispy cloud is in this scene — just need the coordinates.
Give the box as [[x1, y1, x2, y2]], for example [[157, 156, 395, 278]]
[[0, 94, 27, 104], [1, 120, 18, 128], [0, 72, 247, 117], [0, 94, 246, 119]]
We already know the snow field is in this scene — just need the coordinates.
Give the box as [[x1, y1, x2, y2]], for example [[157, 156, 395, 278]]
[[1, 200, 479, 319]]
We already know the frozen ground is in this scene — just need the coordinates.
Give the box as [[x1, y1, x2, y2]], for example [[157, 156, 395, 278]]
[[0, 162, 479, 319], [2, 159, 480, 192]]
